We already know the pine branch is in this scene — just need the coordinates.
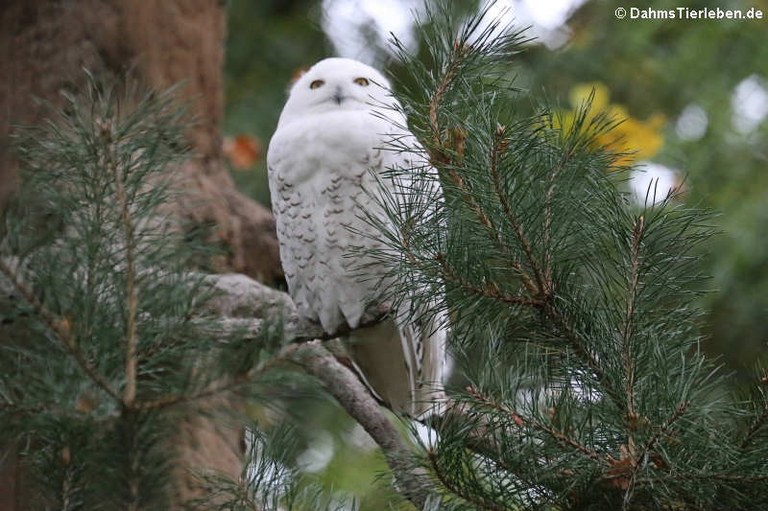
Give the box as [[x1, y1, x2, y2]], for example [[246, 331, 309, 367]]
[[541, 304, 605, 382], [740, 405, 768, 449], [427, 42, 463, 165], [435, 252, 541, 307], [621, 215, 645, 431], [468, 387, 605, 465], [133, 342, 299, 412], [116, 269, 437, 506], [0, 257, 122, 404], [99, 115, 140, 408], [60, 458, 78, 511], [638, 472, 768, 484], [427, 450, 507, 511], [740, 383, 768, 449], [488, 123, 541, 296], [620, 399, 691, 507]]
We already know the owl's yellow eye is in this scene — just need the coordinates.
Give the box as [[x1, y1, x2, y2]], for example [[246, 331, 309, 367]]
[[309, 79, 325, 89], [353, 77, 370, 86]]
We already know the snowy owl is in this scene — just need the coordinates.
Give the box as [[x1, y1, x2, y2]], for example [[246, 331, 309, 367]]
[[267, 57, 447, 417]]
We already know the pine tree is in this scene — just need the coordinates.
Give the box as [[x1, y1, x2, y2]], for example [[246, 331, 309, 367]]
[[372, 4, 768, 510], [2, 4, 767, 511], [0, 76, 287, 510]]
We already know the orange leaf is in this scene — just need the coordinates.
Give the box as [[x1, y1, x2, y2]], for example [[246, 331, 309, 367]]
[[223, 134, 262, 170]]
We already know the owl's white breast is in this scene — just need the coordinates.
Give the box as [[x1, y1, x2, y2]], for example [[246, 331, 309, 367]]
[[268, 110, 393, 184], [267, 109, 402, 333]]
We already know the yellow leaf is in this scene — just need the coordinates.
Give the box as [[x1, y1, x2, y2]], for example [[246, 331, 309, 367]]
[[561, 82, 665, 167], [569, 81, 610, 111]]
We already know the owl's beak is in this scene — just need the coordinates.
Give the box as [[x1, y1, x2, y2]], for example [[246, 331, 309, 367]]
[[332, 86, 345, 105]]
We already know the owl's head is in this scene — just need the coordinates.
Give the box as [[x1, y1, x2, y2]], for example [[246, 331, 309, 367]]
[[277, 58, 399, 126]]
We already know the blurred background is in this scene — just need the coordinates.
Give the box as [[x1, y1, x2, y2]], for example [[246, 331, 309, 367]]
[[223, 0, 767, 505]]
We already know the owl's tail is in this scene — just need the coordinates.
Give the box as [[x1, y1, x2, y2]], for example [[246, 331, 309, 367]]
[[347, 315, 448, 418]]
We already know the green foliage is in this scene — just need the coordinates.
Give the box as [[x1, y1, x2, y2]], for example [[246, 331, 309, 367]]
[[219, 0, 768, 508], [0, 75, 284, 509], [521, 0, 768, 371], [369, 4, 768, 509], [190, 422, 390, 511], [3, 2, 766, 510], [225, 0, 768, 373]]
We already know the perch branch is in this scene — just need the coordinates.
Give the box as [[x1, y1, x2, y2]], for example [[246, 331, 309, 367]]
[[290, 340, 435, 509]]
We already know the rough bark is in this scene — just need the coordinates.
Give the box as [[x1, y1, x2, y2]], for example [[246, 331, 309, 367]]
[[0, 1, 282, 508], [0, 0, 282, 283]]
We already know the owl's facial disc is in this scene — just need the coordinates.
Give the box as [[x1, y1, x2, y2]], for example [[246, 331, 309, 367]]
[[304, 71, 380, 108], [277, 58, 399, 126]]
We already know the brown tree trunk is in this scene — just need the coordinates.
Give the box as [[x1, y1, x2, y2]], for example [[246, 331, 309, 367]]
[[0, 0, 281, 507]]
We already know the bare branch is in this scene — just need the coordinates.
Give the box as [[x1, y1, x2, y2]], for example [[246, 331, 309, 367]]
[[290, 340, 435, 509]]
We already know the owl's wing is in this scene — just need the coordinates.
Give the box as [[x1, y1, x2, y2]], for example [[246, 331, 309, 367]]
[[397, 305, 449, 417], [268, 144, 323, 326], [395, 136, 450, 417]]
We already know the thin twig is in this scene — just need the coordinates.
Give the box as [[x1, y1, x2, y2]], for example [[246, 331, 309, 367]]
[[541, 143, 579, 294], [101, 119, 139, 408], [130, 313, 390, 411], [543, 168, 555, 292], [134, 343, 303, 411], [637, 472, 768, 484], [428, 49, 462, 164], [642, 400, 690, 462], [542, 304, 605, 382], [621, 215, 645, 423], [427, 451, 508, 511], [435, 253, 542, 308], [740, 388, 768, 449], [622, 400, 690, 509], [467, 387, 605, 464], [488, 126, 546, 298]]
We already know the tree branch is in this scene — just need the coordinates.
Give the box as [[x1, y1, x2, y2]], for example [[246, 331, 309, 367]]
[[100, 117, 140, 408], [467, 386, 606, 464], [621, 215, 645, 425], [740, 392, 768, 449], [138, 273, 436, 504], [290, 340, 435, 509], [427, 450, 507, 511], [489, 124, 547, 298], [2, 262, 435, 504], [435, 252, 542, 307]]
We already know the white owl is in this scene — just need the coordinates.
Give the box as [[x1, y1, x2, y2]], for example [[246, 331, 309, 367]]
[[267, 57, 447, 417]]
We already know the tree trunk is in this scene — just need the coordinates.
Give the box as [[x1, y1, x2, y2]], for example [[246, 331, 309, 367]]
[[0, 0, 281, 507]]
